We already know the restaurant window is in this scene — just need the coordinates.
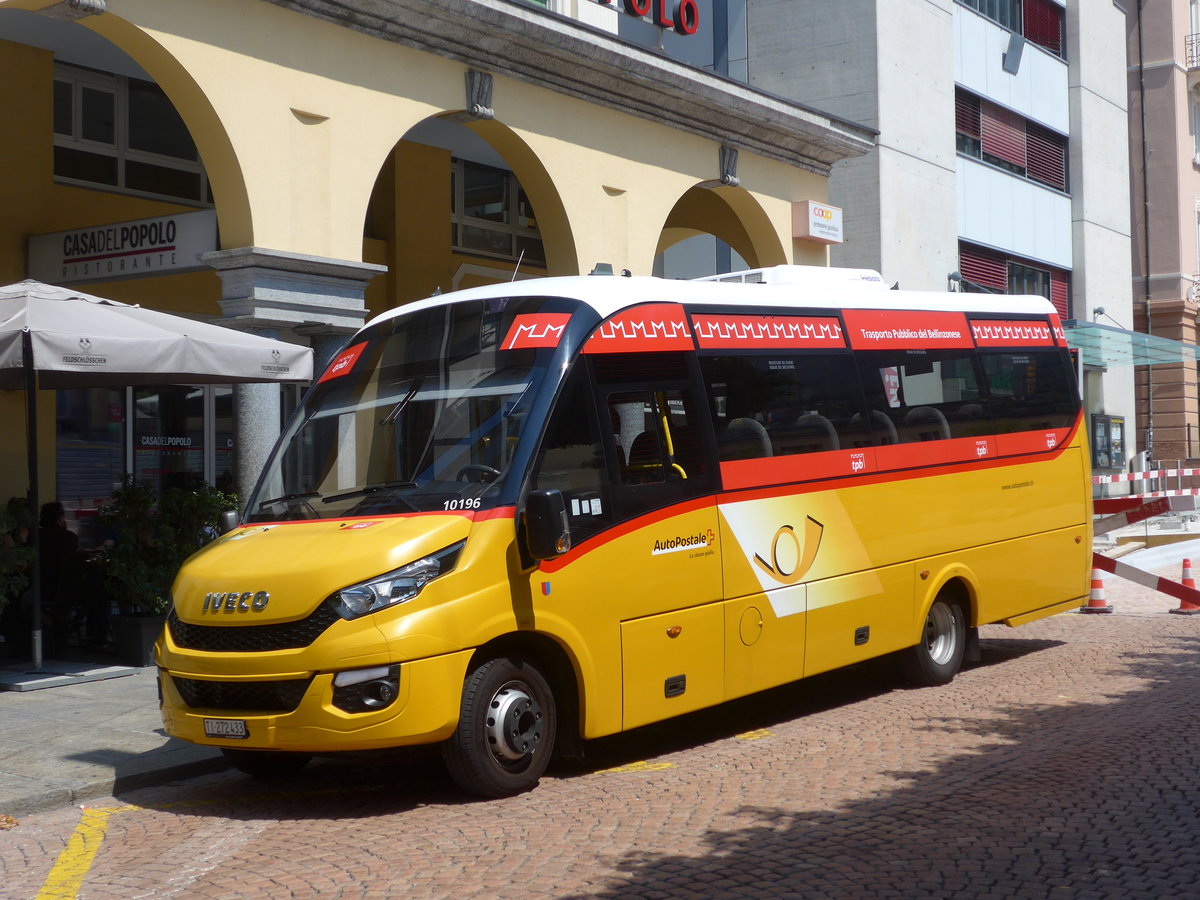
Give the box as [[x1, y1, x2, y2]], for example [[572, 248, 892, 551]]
[[55, 384, 239, 544], [53, 64, 212, 206], [132, 386, 207, 495], [55, 388, 125, 547], [451, 159, 545, 265]]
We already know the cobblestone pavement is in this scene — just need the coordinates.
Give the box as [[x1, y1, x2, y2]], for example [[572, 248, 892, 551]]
[[3, 604, 1200, 899]]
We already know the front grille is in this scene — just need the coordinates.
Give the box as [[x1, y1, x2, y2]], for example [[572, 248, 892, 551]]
[[168, 604, 341, 653], [173, 676, 313, 712]]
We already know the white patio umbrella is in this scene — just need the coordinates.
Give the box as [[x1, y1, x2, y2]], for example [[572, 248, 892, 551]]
[[0, 280, 315, 669]]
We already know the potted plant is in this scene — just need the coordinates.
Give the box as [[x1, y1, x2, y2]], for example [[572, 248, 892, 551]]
[[99, 476, 236, 666]]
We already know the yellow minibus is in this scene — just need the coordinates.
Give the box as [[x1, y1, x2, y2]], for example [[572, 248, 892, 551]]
[[157, 267, 1092, 797]]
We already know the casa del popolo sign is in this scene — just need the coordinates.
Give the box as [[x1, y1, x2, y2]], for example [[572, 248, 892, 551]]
[[28, 209, 218, 286], [589, 0, 699, 34]]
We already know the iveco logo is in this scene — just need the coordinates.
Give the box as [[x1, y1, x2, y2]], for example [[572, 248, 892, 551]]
[[201, 590, 270, 613]]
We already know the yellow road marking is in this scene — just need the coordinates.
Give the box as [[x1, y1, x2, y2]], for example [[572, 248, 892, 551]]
[[31, 781, 412, 897], [36, 805, 135, 900], [735, 728, 772, 741], [593, 760, 676, 774]]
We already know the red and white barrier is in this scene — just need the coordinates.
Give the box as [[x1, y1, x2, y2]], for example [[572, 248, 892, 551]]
[[1092, 552, 1200, 611], [1093, 468, 1200, 484], [1092, 497, 1172, 536]]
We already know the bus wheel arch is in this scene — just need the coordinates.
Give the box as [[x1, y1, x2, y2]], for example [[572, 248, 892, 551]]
[[899, 578, 972, 687], [442, 633, 581, 798]]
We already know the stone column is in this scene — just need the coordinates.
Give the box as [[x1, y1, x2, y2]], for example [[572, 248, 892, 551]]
[[202, 247, 385, 510]]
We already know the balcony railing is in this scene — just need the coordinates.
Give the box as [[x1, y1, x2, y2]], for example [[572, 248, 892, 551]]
[[1187, 32, 1200, 68]]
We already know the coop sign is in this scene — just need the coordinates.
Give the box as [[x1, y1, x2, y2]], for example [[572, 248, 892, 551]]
[[28, 209, 218, 285], [589, 0, 699, 34]]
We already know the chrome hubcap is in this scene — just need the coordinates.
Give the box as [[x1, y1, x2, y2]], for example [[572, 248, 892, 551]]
[[485, 682, 544, 763], [925, 602, 957, 665]]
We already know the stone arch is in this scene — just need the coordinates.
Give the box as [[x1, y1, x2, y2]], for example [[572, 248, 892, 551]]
[[71, 12, 254, 249], [656, 184, 787, 275], [364, 111, 576, 308], [459, 117, 576, 278]]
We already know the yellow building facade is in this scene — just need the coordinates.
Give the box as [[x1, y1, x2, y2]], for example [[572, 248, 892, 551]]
[[0, 0, 872, 521]]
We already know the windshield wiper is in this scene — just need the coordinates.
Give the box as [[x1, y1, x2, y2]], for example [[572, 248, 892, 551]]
[[380, 377, 423, 426], [253, 491, 324, 520], [257, 491, 323, 509], [323, 481, 420, 511]]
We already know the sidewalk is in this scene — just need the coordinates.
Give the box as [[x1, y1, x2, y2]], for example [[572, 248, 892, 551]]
[[0, 659, 224, 818]]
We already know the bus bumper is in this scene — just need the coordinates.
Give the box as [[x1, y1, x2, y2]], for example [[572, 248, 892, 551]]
[[158, 649, 472, 753]]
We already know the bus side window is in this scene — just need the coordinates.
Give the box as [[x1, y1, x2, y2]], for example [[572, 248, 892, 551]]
[[980, 350, 1078, 433], [530, 363, 612, 543], [700, 352, 867, 458], [587, 352, 713, 522], [609, 389, 707, 486], [856, 349, 986, 444]]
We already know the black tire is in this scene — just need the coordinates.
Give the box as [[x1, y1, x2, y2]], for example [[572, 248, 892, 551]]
[[442, 657, 557, 798], [898, 596, 966, 686], [221, 748, 312, 778]]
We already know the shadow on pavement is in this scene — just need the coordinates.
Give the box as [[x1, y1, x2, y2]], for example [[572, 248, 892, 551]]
[[562, 633, 1200, 898], [117, 633, 1066, 824]]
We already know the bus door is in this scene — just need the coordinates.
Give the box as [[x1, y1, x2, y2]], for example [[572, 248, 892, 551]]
[[528, 349, 722, 733]]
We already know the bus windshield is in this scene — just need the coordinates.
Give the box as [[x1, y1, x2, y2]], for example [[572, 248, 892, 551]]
[[247, 297, 576, 522]]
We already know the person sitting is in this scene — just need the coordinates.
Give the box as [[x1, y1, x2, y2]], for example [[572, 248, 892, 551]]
[[39, 502, 80, 653]]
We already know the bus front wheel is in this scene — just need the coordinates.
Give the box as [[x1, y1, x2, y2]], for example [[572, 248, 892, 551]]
[[899, 596, 966, 687], [442, 657, 557, 798]]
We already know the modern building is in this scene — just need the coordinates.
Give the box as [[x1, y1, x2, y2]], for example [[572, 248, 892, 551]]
[[1127, 0, 1200, 467], [0, 0, 872, 526], [743, 0, 1137, 474]]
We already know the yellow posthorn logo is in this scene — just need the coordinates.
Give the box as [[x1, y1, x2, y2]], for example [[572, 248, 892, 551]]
[[753, 517, 824, 585]]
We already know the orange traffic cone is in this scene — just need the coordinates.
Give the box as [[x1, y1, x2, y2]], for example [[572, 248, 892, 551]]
[[1080, 567, 1113, 614], [1170, 558, 1200, 615]]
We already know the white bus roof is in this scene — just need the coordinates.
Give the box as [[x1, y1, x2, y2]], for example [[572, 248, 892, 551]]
[[367, 266, 1057, 331]]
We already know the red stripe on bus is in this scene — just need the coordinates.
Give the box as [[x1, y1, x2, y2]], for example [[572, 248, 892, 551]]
[[719, 423, 1082, 498], [237, 506, 516, 528], [537, 495, 716, 573], [842, 310, 973, 350], [583, 303, 693, 354], [690, 313, 846, 349], [969, 319, 1057, 348], [501, 314, 571, 350]]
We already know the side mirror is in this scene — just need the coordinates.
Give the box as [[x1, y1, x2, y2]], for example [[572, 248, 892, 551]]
[[217, 509, 240, 535], [523, 490, 571, 560]]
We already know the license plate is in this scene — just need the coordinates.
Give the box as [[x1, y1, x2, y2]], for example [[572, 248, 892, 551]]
[[203, 718, 248, 739]]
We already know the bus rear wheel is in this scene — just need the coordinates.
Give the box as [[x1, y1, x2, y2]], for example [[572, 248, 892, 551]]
[[899, 596, 966, 686], [442, 657, 557, 798]]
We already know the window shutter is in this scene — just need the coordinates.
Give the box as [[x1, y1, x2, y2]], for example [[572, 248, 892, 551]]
[[956, 90, 981, 138], [959, 246, 1007, 292], [1026, 123, 1067, 190], [981, 102, 1027, 168], [1050, 272, 1069, 318], [1023, 0, 1063, 56]]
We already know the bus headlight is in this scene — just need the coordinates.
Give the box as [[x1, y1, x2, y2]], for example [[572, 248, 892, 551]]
[[328, 541, 464, 620]]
